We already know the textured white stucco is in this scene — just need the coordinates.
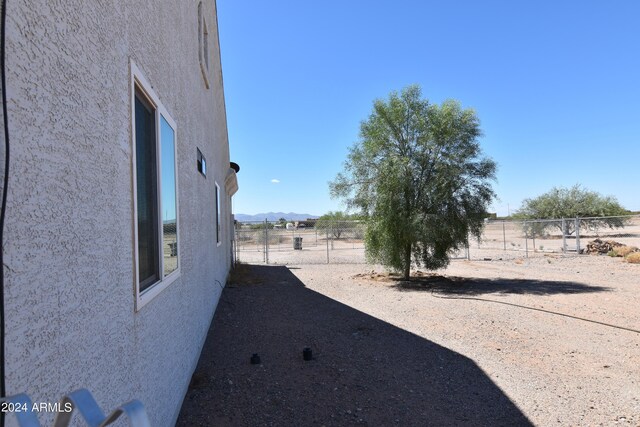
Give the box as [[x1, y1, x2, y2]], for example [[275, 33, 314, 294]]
[[3, 1, 233, 425]]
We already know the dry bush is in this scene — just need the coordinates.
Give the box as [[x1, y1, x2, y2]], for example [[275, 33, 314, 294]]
[[625, 252, 640, 264], [614, 246, 638, 257], [608, 245, 639, 257]]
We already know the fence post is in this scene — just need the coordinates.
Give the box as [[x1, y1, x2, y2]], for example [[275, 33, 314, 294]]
[[330, 221, 335, 250], [232, 222, 238, 265], [326, 227, 330, 264], [562, 218, 567, 254], [264, 219, 269, 264], [524, 221, 529, 258], [233, 225, 237, 263], [575, 217, 581, 254], [532, 226, 536, 252], [502, 220, 506, 251]]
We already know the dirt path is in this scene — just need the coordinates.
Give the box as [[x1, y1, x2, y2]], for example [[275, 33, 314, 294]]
[[177, 256, 639, 426], [177, 265, 531, 426]]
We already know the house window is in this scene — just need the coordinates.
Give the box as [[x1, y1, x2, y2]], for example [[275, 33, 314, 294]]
[[134, 92, 159, 290], [132, 62, 180, 309], [197, 148, 207, 177], [215, 183, 221, 246], [198, 2, 210, 88]]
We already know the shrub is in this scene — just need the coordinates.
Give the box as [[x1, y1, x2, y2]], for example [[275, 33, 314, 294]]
[[607, 250, 618, 257], [614, 246, 638, 257], [625, 252, 640, 264], [515, 185, 629, 235]]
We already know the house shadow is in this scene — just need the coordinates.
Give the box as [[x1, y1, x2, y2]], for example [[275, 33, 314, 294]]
[[177, 265, 532, 426], [389, 274, 611, 296]]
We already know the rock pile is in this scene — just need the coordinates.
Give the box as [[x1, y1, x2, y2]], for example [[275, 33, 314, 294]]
[[585, 239, 624, 255]]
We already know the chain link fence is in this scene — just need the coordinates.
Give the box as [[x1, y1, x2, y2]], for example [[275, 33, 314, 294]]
[[234, 215, 640, 265], [474, 215, 640, 259], [234, 220, 367, 265]]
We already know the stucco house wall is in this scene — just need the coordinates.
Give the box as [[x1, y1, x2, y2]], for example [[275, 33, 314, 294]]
[[2, 0, 234, 425]]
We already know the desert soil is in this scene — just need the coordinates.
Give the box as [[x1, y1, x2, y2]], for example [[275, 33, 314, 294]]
[[177, 255, 639, 426]]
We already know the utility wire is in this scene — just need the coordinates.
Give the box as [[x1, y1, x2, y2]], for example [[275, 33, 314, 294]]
[[430, 291, 640, 335]]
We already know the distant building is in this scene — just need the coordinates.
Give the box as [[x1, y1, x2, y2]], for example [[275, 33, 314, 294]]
[[298, 219, 318, 228], [2, 1, 237, 425]]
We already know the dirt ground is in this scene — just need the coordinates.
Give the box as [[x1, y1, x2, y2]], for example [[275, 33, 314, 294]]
[[177, 255, 639, 426]]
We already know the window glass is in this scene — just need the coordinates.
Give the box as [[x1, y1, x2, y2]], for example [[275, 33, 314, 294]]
[[216, 184, 221, 244], [135, 93, 159, 290], [160, 115, 178, 276]]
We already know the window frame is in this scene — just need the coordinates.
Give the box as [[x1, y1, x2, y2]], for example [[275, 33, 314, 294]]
[[131, 61, 181, 311], [197, 148, 207, 177], [215, 182, 222, 247], [198, 1, 210, 89]]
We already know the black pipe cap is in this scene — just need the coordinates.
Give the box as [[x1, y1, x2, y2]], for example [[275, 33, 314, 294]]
[[303, 347, 313, 361], [250, 353, 261, 364]]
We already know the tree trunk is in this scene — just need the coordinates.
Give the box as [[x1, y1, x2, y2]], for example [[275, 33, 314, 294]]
[[403, 243, 411, 280]]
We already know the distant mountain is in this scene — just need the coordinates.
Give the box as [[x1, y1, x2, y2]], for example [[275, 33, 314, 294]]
[[235, 212, 319, 222]]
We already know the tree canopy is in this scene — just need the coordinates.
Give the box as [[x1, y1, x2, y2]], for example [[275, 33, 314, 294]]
[[315, 211, 363, 239], [330, 85, 496, 279], [515, 185, 629, 235]]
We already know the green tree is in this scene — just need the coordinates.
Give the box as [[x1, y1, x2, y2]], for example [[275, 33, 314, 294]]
[[330, 85, 496, 279], [515, 185, 628, 235], [315, 211, 359, 239]]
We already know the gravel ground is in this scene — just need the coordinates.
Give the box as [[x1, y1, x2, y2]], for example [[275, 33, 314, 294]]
[[177, 255, 639, 426]]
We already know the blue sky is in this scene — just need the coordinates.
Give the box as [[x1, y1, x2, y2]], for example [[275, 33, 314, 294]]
[[217, 1, 640, 217]]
